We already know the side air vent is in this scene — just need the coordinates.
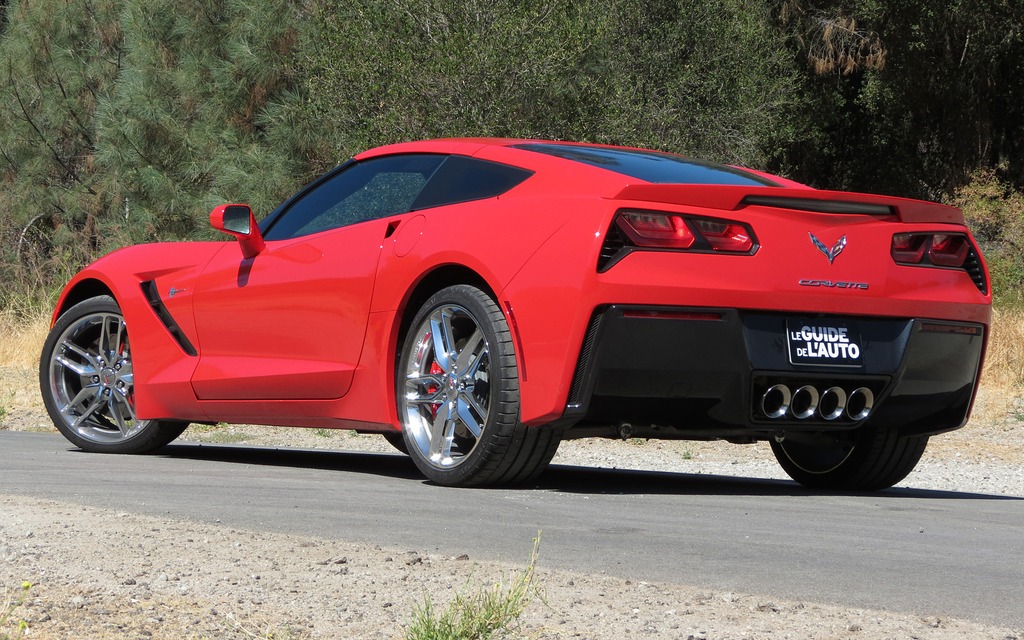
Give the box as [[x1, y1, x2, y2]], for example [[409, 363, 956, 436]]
[[963, 247, 988, 295], [141, 281, 198, 356], [597, 222, 632, 272]]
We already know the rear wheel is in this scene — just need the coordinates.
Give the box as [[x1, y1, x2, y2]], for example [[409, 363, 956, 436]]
[[40, 296, 188, 453], [397, 285, 561, 486], [770, 427, 928, 491]]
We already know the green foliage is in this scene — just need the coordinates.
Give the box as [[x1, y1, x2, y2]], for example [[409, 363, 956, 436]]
[[302, 0, 802, 168], [404, 536, 541, 640], [0, 0, 314, 309], [955, 170, 1024, 304], [0, 0, 123, 306], [95, 0, 313, 243], [777, 1, 1024, 199]]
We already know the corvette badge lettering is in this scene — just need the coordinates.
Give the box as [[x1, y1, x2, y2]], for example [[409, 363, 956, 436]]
[[810, 232, 847, 264], [798, 279, 869, 290]]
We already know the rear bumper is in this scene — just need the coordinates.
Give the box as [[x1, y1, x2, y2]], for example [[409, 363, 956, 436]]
[[561, 305, 986, 439]]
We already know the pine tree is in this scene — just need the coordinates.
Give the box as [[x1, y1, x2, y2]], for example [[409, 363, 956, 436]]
[[301, 0, 801, 168], [0, 0, 123, 306], [95, 0, 313, 243]]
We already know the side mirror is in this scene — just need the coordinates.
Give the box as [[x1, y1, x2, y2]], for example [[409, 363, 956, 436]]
[[210, 204, 265, 259]]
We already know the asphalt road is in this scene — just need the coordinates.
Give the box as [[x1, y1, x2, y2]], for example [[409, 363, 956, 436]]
[[2, 430, 1022, 629]]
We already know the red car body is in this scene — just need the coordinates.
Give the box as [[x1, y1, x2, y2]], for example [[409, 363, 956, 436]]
[[42, 139, 990, 489]]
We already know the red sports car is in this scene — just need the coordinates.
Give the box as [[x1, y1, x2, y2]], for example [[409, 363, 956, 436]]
[[40, 139, 991, 489]]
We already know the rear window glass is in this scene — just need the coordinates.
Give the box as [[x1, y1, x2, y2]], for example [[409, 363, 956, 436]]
[[512, 142, 777, 186], [412, 156, 533, 210]]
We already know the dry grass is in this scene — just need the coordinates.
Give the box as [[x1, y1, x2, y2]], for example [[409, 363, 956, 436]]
[[972, 307, 1024, 423], [0, 311, 49, 416], [0, 311, 49, 369], [984, 308, 1024, 389]]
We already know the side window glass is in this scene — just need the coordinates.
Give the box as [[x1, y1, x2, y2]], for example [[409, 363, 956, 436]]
[[412, 156, 533, 210], [263, 154, 444, 241]]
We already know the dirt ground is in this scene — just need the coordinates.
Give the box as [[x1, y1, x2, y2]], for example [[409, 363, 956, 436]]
[[2, 493, 1020, 640], [2, 365, 1023, 639]]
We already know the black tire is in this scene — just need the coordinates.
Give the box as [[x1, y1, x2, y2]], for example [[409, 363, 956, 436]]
[[381, 431, 409, 455], [397, 285, 561, 487], [39, 295, 189, 454], [770, 426, 929, 491]]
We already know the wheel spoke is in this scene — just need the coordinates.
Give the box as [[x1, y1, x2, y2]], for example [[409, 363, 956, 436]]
[[108, 395, 129, 435], [71, 390, 107, 428], [405, 374, 444, 404], [429, 309, 456, 372], [114, 318, 126, 359], [65, 385, 100, 413], [112, 386, 137, 420], [459, 388, 487, 423], [61, 340, 98, 367], [54, 353, 96, 377], [456, 396, 483, 438], [454, 328, 486, 374], [429, 402, 456, 462], [98, 316, 111, 362], [406, 389, 445, 405]]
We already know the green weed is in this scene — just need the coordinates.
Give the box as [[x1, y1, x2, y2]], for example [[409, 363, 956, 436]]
[[1, 582, 31, 640], [404, 535, 542, 640]]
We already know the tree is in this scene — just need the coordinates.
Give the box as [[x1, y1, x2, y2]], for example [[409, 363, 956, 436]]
[[0, 0, 123, 306], [777, 0, 1024, 198], [95, 0, 314, 243], [301, 0, 803, 169]]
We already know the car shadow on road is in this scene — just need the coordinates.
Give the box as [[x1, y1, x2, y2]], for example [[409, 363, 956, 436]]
[[154, 442, 1022, 501], [157, 442, 425, 481], [537, 464, 1024, 500]]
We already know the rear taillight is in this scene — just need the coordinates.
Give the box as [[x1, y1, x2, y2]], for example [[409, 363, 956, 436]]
[[617, 211, 696, 248], [891, 233, 928, 263], [613, 210, 757, 254], [695, 219, 754, 252], [929, 234, 969, 267], [891, 232, 970, 268]]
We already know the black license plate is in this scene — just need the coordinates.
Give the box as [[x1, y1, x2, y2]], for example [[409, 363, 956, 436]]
[[787, 319, 864, 367]]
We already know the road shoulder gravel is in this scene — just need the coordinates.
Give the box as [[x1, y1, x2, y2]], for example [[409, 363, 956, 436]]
[[2, 494, 1021, 640]]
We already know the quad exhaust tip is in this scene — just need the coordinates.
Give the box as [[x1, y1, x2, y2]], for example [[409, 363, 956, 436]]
[[760, 384, 874, 421]]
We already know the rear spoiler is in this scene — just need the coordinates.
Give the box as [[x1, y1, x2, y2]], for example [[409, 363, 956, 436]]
[[613, 184, 964, 225]]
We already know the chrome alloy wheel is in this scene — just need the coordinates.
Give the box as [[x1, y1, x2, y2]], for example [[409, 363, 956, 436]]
[[47, 311, 149, 444], [400, 304, 491, 469]]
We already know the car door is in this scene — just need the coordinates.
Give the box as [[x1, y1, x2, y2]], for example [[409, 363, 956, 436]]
[[189, 154, 445, 401]]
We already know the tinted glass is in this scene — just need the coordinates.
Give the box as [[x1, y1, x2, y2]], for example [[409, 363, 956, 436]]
[[264, 155, 444, 240], [412, 156, 533, 210], [512, 143, 777, 186]]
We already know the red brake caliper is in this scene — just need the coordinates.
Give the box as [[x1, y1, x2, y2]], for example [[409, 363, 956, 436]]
[[428, 361, 444, 418]]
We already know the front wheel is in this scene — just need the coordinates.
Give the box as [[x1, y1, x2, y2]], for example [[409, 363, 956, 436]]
[[770, 427, 928, 491], [39, 296, 188, 453], [397, 285, 561, 487]]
